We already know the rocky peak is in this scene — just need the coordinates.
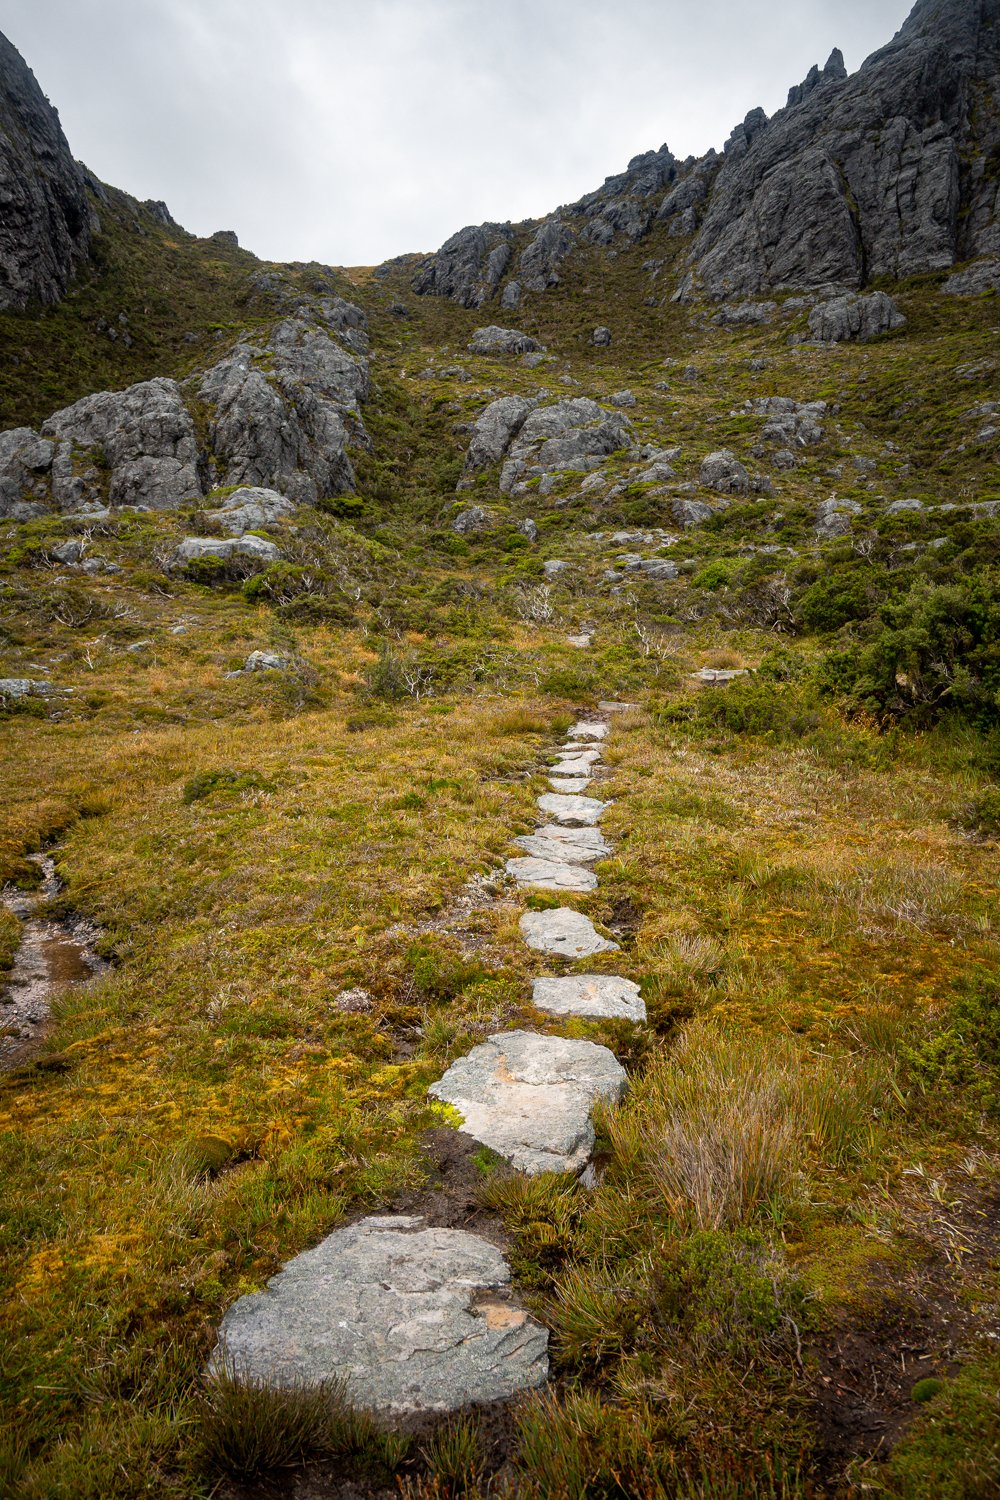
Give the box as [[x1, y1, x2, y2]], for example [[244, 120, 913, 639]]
[[0, 31, 93, 311], [786, 48, 848, 107]]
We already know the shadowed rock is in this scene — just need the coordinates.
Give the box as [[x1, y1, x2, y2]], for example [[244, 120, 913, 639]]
[[808, 292, 906, 342], [429, 1032, 626, 1173], [210, 1216, 548, 1412], [0, 32, 93, 311]]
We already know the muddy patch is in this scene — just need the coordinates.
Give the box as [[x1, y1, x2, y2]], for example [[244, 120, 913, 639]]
[[1, 854, 107, 1068]]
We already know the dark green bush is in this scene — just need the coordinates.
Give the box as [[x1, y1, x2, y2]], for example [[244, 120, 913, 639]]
[[182, 768, 276, 804]]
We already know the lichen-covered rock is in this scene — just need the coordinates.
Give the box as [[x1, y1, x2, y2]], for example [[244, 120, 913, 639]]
[[42, 378, 202, 511], [532, 975, 646, 1023], [519, 907, 618, 958], [713, 301, 778, 327], [591, 326, 613, 346], [215, 487, 296, 535], [210, 1216, 548, 1412], [672, 497, 715, 529], [452, 505, 491, 536], [808, 292, 907, 342], [0, 33, 93, 311], [171, 535, 281, 568], [429, 1032, 626, 1173], [468, 326, 544, 356]]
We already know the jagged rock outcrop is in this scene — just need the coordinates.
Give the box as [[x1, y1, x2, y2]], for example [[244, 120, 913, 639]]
[[943, 257, 1000, 293], [411, 223, 514, 307], [487, 398, 634, 495], [680, 0, 1000, 299], [519, 218, 576, 289], [0, 32, 93, 311], [463, 396, 537, 473], [0, 298, 370, 515], [42, 378, 202, 510]]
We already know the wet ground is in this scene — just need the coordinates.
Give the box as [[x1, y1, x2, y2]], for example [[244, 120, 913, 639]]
[[0, 853, 107, 1068]]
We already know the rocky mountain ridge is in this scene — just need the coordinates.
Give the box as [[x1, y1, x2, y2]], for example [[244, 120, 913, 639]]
[[411, 0, 1000, 310]]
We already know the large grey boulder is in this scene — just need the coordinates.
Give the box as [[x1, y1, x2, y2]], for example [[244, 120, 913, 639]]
[[199, 312, 369, 505], [452, 505, 491, 536], [808, 292, 907, 342], [0, 33, 93, 311], [681, 3, 1000, 299], [713, 301, 778, 327], [429, 1032, 626, 1174], [499, 398, 633, 494], [210, 1216, 548, 1412], [411, 223, 514, 307], [469, 326, 544, 356], [215, 487, 296, 535], [532, 975, 646, 1023], [41, 379, 202, 511], [519, 907, 618, 959], [463, 396, 537, 473], [700, 450, 750, 495], [672, 497, 715, 529], [172, 535, 281, 568]]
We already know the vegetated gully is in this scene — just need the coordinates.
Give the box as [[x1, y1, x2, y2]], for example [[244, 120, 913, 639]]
[[0, 852, 106, 1069]]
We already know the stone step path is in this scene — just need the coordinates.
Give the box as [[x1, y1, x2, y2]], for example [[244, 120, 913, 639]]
[[212, 705, 645, 1415]]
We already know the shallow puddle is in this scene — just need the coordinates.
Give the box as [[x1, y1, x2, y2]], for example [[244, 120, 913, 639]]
[[1, 854, 107, 1068]]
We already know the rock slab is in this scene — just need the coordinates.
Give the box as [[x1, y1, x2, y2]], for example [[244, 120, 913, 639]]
[[210, 1216, 548, 1412], [537, 793, 608, 826], [520, 908, 618, 958], [429, 1032, 626, 1174], [506, 857, 597, 894], [532, 975, 646, 1023]]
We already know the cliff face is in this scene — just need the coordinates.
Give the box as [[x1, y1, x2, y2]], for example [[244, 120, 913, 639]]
[[410, 0, 1000, 307], [682, 0, 1000, 299], [0, 32, 93, 312]]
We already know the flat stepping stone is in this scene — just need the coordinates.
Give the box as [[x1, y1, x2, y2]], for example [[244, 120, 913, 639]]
[[429, 1031, 626, 1174], [569, 721, 607, 740], [532, 975, 646, 1022], [566, 634, 593, 649], [599, 701, 637, 713], [552, 754, 602, 776], [537, 793, 608, 826], [520, 907, 618, 957], [506, 856, 597, 893], [210, 1216, 548, 1413], [548, 776, 592, 794], [517, 826, 611, 864]]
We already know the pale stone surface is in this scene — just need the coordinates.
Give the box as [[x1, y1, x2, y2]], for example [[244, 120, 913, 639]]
[[429, 1031, 626, 1174], [517, 825, 611, 864], [552, 753, 601, 776], [506, 857, 597, 893], [210, 1216, 548, 1413], [548, 776, 592, 794], [569, 722, 608, 740], [520, 907, 618, 958], [537, 793, 608, 826], [532, 975, 646, 1022]]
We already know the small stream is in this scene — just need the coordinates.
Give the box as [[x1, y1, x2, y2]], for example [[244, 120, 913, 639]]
[[1, 854, 107, 1069]]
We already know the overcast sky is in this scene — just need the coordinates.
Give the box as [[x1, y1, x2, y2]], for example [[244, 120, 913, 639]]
[[5, 0, 915, 266]]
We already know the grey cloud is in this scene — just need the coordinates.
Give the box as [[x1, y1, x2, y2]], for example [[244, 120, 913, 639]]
[[4, 0, 914, 264]]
